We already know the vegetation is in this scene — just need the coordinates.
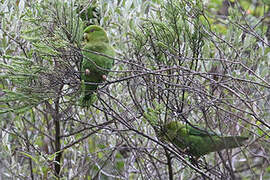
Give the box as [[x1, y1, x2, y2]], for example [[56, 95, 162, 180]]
[[1, 0, 270, 179]]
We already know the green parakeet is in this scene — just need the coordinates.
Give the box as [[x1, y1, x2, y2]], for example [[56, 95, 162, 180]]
[[158, 121, 248, 158], [80, 25, 115, 107]]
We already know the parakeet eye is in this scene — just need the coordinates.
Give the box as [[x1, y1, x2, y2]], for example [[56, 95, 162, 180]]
[[90, 29, 95, 33]]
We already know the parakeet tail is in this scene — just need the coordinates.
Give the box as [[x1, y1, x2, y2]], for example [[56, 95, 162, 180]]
[[81, 91, 98, 107], [220, 136, 248, 149], [80, 84, 98, 107], [82, 92, 93, 103]]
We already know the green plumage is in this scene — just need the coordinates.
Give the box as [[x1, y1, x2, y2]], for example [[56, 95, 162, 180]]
[[80, 25, 115, 107], [158, 121, 248, 158]]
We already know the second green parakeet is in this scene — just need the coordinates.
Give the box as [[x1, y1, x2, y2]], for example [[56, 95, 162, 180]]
[[158, 121, 248, 158], [80, 25, 115, 107]]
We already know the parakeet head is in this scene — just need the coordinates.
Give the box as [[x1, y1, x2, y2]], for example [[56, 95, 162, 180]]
[[156, 125, 168, 142], [157, 121, 183, 142], [83, 25, 109, 43]]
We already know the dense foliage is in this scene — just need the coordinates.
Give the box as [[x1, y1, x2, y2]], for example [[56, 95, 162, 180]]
[[1, 0, 270, 179]]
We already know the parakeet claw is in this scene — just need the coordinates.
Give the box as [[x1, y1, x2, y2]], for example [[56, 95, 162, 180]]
[[183, 147, 189, 153], [85, 69, 90, 75], [102, 74, 107, 81], [189, 156, 200, 167]]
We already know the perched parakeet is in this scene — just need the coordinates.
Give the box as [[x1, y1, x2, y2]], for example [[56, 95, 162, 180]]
[[80, 25, 115, 106], [158, 121, 248, 158]]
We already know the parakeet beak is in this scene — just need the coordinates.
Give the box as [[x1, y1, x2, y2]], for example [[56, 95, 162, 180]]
[[81, 33, 88, 46], [83, 33, 87, 41]]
